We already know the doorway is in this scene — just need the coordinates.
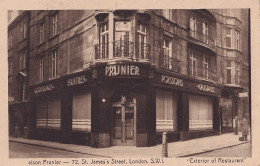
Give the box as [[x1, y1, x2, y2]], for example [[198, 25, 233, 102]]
[[111, 101, 136, 146]]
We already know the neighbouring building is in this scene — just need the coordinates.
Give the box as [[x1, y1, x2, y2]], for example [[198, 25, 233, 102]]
[[8, 9, 250, 147]]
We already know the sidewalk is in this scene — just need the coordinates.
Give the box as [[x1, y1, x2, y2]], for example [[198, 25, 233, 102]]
[[9, 132, 250, 158]]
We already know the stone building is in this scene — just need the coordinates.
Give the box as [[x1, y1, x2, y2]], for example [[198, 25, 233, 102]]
[[8, 9, 250, 147]]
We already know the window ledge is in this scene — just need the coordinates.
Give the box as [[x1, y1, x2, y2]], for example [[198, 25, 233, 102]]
[[48, 34, 59, 41], [37, 42, 45, 48]]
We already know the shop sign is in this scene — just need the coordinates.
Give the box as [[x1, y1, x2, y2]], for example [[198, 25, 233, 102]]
[[219, 98, 232, 107], [67, 75, 87, 86], [105, 65, 140, 76], [197, 84, 215, 93], [34, 84, 54, 94], [239, 92, 248, 98], [161, 75, 183, 86]]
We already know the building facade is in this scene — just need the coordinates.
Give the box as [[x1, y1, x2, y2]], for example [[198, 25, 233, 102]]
[[8, 9, 250, 147]]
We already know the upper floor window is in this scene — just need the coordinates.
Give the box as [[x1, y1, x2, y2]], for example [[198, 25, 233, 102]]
[[8, 59, 13, 82], [226, 28, 232, 48], [39, 57, 44, 82], [50, 50, 58, 79], [18, 52, 26, 70], [227, 60, 234, 84], [114, 21, 132, 57], [39, 23, 45, 44], [203, 56, 209, 79], [235, 30, 240, 50], [99, 23, 109, 59], [8, 32, 13, 49], [163, 10, 172, 20], [51, 14, 58, 37], [227, 60, 240, 85], [18, 81, 26, 102], [19, 22, 27, 40], [162, 10, 177, 22], [202, 21, 208, 44], [8, 59, 12, 76], [136, 23, 147, 59], [190, 14, 197, 37], [161, 38, 172, 70], [189, 50, 197, 76]]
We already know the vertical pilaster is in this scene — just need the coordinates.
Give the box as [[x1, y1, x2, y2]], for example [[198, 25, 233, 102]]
[[179, 93, 189, 141], [108, 12, 114, 59], [60, 92, 72, 143]]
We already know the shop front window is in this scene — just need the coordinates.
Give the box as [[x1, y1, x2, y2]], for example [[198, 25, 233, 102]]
[[72, 91, 91, 132], [36, 97, 61, 129], [156, 90, 177, 132], [189, 95, 213, 130]]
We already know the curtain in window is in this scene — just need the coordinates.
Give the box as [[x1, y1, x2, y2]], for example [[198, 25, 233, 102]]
[[36, 100, 48, 128], [156, 90, 177, 132], [47, 98, 61, 129], [72, 91, 91, 132], [189, 95, 213, 130], [36, 98, 61, 129]]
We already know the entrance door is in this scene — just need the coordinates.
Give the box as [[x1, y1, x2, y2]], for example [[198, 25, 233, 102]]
[[111, 102, 135, 146]]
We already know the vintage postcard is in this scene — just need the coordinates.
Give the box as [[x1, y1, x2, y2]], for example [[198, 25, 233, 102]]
[[0, 0, 259, 166]]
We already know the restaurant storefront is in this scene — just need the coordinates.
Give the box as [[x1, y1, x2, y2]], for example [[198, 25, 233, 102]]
[[28, 61, 221, 147]]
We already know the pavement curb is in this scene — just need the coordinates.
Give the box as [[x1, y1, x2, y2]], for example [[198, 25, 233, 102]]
[[9, 136, 250, 158], [9, 139, 112, 158], [177, 142, 250, 157]]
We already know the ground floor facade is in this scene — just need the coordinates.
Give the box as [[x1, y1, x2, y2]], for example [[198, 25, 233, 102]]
[[8, 61, 248, 148]]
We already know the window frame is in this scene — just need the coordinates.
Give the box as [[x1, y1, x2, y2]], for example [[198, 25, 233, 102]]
[[99, 23, 109, 59], [52, 13, 58, 37], [39, 56, 44, 82], [189, 49, 197, 76], [18, 51, 26, 70], [190, 13, 197, 37], [226, 28, 232, 48], [39, 23, 45, 44], [235, 30, 240, 50], [8, 32, 13, 49], [203, 55, 209, 79], [50, 50, 58, 79]]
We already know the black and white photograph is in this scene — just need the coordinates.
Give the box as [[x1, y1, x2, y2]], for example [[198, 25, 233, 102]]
[[1, 0, 260, 165]]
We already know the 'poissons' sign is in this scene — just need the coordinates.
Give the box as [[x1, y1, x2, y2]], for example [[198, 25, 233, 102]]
[[105, 65, 140, 76]]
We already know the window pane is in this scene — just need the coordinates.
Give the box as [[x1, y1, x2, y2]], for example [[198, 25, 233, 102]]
[[72, 91, 91, 131], [226, 37, 231, 47], [189, 95, 213, 130], [227, 69, 231, 84], [156, 90, 177, 132], [47, 98, 61, 129]]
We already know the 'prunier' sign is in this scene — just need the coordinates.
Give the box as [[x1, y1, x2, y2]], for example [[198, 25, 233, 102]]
[[105, 65, 140, 76]]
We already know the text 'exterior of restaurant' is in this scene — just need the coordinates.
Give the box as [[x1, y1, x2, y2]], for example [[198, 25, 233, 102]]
[[8, 9, 250, 147]]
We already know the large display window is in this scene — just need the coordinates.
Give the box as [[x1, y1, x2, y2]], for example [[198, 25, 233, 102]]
[[72, 91, 91, 132], [156, 89, 178, 132], [36, 97, 61, 129], [189, 95, 213, 130]]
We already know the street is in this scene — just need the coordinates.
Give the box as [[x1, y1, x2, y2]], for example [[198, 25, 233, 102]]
[[9, 142, 102, 158], [189, 143, 251, 157]]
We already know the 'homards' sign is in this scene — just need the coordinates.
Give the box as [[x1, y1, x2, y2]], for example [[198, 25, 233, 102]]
[[34, 84, 55, 94], [197, 83, 215, 93], [67, 75, 87, 86], [105, 65, 140, 76]]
